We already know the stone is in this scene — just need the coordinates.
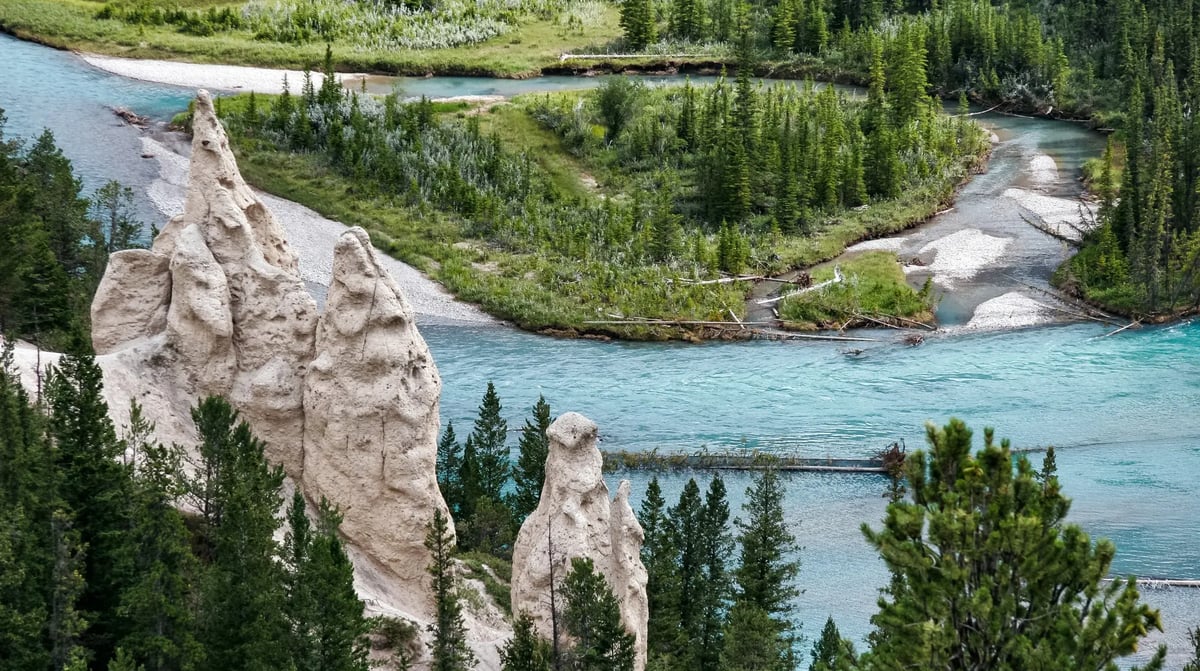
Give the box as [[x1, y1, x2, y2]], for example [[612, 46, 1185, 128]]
[[511, 412, 649, 670], [303, 228, 450, 618], [90, 249, 171, 355]]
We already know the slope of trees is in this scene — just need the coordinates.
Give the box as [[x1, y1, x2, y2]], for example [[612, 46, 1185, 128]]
[[0, 112, 142, 349], [0, 345, 370, 671]]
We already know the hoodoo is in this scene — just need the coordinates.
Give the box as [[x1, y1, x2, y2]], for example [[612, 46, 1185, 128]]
[[511, 412, 649, 671], [87, 90, 452, 618]]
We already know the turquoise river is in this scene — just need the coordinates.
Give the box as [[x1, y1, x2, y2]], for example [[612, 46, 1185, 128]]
[[2, 33, 1198, 668]]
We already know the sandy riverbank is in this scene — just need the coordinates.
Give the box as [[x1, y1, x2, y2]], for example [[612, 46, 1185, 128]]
[[82, 53, 362, 94], [141, 134, 496, 326]]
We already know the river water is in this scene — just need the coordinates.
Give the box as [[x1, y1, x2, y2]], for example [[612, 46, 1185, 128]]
[[3, 33, 1198, 667]]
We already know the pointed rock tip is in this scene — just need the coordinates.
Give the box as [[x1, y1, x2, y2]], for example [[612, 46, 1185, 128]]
[[548, 412, 598, 450]]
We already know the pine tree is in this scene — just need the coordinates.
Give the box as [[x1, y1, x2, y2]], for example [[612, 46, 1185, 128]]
[[286, 495, 370, 671], [437, 422, 464, 516], [22, 129, 89, 275], [425, 509, 476, 671], [668, 479, 704, 663], [862, 419, 1167, 670], [500, 611, 551, 671], [48, 509, 89, 671], [809, 617, 856, 671], [46, 337, 133, 665], [193, 397, 289, 671], [469, 382, 509, 503], [669, 0, 704, 41], [696, 476, 733, 670], [561, 557, 636, 671], [718, 601, 789, 671], [317, 44, 342, 109], [619, 0, 657, 51], [726, 470, 800, 670], [115, 403, 201, 671], [638, 478, 678, 663], [510, 396, 552, 523]]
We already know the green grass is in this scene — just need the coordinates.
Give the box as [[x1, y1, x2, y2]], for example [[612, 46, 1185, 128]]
[[476, 104, 598, 200], [456, 551, 512, 617], [780, 251, 936, 329], [0, 0, 624, 76]]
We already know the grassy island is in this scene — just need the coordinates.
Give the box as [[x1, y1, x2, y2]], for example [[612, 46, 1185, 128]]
[[191, 47, 986, 339]]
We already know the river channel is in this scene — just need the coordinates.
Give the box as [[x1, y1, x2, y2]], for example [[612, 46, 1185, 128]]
[[3, 33, 1198, 667]]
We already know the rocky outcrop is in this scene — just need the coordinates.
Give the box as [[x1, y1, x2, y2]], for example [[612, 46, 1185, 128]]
[[511, 413, 649, 671], [303, 228, 449, 616], [88, 90, 450, 616]]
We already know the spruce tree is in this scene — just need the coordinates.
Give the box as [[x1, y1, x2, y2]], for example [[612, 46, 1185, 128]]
[[286, 495, 370, 671], [437, 422, 464, 516], [637, 478, 678, 664], [46, 337, 133, 666], [115, 404, 201, 671], [717, 601, 788, 671], [499, 611, 551, 671], [668, 479, 704, 662], [619, 0, 656, 51], [509, 396, 552, 523], [726, 470, 800, 670], [561, 557, 636, 671], [425, 508, 476, 671], [809, 617, 856, 671], [192, 397, 289, 671], [862, 419, 1167, 670], [696, 476, 733, 669], [469, 382, 509, 503]]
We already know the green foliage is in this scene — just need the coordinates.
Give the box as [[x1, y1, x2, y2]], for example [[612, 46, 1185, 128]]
[[809, 617, 856, 671], [47, 340, 134, 665], [727, 469, 801, 668], [437, 421, 465, 517], [562, 557, 636, 671], [861, 419, 1167, 671], [500, 611, 552, 671], [618, 0, 655, 51], [509, 396, 552, 523], [780, 252, 935, 328], [457, 382, 513, 554], [192, 397, 289, 671], [425, 508, 476, 671]]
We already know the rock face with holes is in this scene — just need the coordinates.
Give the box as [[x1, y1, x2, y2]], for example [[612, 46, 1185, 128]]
[[88, 90, 451, 616], [510, 413, 649, 671]]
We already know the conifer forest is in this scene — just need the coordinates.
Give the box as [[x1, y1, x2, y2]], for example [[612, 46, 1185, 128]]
[[2, 0, 1200, 669]]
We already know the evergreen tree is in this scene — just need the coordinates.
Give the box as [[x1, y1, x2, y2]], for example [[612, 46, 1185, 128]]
[[48, 509, 89, 671], [114, 404, 201, 671], [668, 479, 704, 663], [861, 419, 1167, 670], [696, 476, 733, 670], [718, 601, 789, 671], [637, 478, 678, 663], [728, 470, 800, 669], [510, 396, 552, 523], [425, 509, 476, 671], [22, 129, 89, 275], [500, 611, 552, 671], [669, 0, 704, 41], [317, 44, 342, 109], [46, 338, 133, 666], [619, 0, 657, 51], [809, 617, 856, 671], [468, 382, 509, 503], [561, 557, 636, 671], [437, 422, 464, 516], [286, 495, 370, 671], [193, 397, 289, 671]]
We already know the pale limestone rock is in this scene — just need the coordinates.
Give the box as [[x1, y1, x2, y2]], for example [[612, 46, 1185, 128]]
[[303, 227, 449, 618], [82, 89, 471, 662], [90, 249, 171, 355], [511, 413, 649, 671]]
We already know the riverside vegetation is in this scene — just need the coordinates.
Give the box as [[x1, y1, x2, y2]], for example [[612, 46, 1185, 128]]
[[3, 339, 1180, 670], [193, 42, 984, 337]]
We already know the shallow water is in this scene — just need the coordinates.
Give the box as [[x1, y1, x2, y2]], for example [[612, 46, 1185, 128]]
[[3, 33, 1197, 668]]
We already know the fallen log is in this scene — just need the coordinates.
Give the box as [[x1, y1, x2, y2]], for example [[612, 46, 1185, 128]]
[[1101, 320, 1142, 338], [757, 265, 844, 306]]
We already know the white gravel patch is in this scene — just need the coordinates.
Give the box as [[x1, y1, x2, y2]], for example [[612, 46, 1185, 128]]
[[1028, 154, 1059, 186], [1003, 188, 1098, 241], [959, 292, 1053, 331], [82, 53, 359, 94], [138, 137, 495, 325], [846, 236, 906, 253], [913, 229, 1010, 288]]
